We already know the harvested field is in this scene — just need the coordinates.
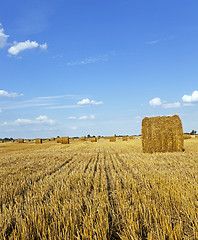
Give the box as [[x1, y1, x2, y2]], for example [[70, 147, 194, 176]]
[[0, 138, 198, 239]]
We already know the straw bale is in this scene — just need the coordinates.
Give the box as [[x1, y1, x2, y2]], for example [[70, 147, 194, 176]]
[[129, 136, 135, 140], [90, 137, 97, 142], [142, 115, 184, 153], [50, 137, 55, 141], [56, 138, 62, 143], [35, 138, 42, 144], [18, 139, 24, 143], [62, 137, 69, 144], [183, 134, 191, 139], [79, 137, 86, 141], [110, 136, 116, 142], [195, 135, 198, 138], [122, 136, 128, 141]]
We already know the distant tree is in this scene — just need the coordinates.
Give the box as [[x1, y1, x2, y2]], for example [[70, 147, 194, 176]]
[[87, 134, 91, 138], [190, 130, 196, 135]]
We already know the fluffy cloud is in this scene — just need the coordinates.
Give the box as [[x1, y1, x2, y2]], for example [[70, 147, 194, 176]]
[[0, 23, 9, 48], [0, 90, 23, 98], [182, 90, 198, 103], [149, 98, 162, 107], [40, 43, 47, 50], [149, 97, 181, 109], [8, 40, 47, 55], [0, 115, 55, 127], [77, 98, 103, 105], [79, 116, 88, 120]]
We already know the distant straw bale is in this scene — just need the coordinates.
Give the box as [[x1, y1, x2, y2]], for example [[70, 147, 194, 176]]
[[142, 115, 184, 153], [110, 137, 116, 142], [35, 138, 42, 144], [18, 139, 24, 143], [62, 137, 69, 144], [122, 136, 128, 141], [56, 138, 62, 143], [79, 137, 86, 141], [90, 137, 97, 142], [129, 136, 135, 140], [183, 134, 191, 139], [50, 137, 55, 141]]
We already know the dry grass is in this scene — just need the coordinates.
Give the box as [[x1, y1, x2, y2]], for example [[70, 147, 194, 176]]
[[0, 139, 197, 239]]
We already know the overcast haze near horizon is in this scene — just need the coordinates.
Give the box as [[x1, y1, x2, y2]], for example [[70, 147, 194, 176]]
[[0, 0, 198, 138]]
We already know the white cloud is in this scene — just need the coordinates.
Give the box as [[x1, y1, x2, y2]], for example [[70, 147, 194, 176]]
[[77, 98, 103, 106], [0, 115, 55, 127], [36, 115, 48, 121], [40, 43, 47, 50], [68, 116, 77, 119], [79, 116, 88, 120], [149, 97, 181, 109], [0, 90, 24, 98], [162, 102, 181, 109], [149, 98, 162, 107], [0, 23, 9, 48], [8, 40, 47, 55], [90, 114, 95, 119], [183, 103, 195, 107], [182, 90, 198, 103]]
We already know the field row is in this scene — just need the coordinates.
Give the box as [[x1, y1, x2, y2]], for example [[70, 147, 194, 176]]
[[0, 140, 197, 239]]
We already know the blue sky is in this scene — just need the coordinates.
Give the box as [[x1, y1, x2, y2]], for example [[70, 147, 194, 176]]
[[0, 0, 198, 138]]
